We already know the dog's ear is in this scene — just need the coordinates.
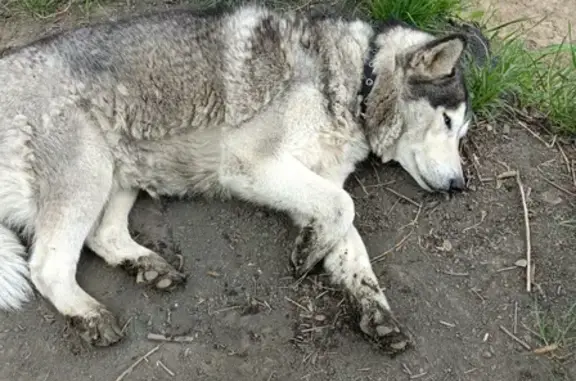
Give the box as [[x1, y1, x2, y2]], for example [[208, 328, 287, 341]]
[[407, 34, 467, 80]]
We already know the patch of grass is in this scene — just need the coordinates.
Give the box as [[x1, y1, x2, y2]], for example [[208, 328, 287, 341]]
[[12, 0, 97, 18], [17, 0, 67, 17], [367, 0, 463, 31], [534, 302, 576, 352]]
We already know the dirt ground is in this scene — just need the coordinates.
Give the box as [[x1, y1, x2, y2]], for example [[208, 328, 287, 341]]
[[1, 1, 575, 381]]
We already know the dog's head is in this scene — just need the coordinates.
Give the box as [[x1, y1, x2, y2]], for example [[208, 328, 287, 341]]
[[364, 23, 471, 193]]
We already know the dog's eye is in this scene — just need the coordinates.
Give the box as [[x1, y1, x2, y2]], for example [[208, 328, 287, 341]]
[[443, 113, 452, 129]]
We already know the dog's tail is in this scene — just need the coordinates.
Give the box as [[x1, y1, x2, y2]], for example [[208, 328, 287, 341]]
[[0, 224, 33, 311]]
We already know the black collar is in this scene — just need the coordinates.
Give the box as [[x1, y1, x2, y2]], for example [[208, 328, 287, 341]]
[[358, 36, 379, 118]]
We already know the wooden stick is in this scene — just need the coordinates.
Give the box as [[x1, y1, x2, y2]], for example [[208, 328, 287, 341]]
[[115, 345, 160, 381], [499, 325, 531, 350], [516, 172, 532, 292]]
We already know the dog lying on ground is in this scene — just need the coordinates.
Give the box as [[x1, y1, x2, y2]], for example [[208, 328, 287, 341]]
[[0, 4, 471, 353]]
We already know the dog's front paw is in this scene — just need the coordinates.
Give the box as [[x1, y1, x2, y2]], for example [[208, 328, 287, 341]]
[[359, 303, 410, 356], [124, 253, 187, 291], [68, 308, 124, 347]]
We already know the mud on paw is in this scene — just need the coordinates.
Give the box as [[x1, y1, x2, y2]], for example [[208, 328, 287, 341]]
[[359, 304, 411, 356], [67, 308, 124, 347]]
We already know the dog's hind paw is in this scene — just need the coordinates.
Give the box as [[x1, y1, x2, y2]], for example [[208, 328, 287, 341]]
[[124, 253, 187, 291], [359, 304, 410, 356], [68, 308, 124, 347]]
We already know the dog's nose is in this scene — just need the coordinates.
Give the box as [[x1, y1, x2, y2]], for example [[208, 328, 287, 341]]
[[448, 176, 466, 192]]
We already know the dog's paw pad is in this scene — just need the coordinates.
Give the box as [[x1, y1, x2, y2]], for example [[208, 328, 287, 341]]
[[127, 253, 187, 291], [69, 308, 124, 347], [360, 307, 411, 356]]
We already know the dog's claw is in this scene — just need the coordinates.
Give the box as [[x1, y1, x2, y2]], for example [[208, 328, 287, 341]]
[[125, 253, 186, 291], [68, 308, 124, 347], [360, 305, 410, 356]]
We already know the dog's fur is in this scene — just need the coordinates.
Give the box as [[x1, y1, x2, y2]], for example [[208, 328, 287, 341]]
[[0, 4, 471, 352]]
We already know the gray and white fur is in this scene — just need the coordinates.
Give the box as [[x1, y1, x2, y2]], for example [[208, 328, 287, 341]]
[[0, 4, 471, 353]]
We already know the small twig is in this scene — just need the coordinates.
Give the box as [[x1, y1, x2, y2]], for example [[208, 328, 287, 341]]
[[301, 325, 331, 333], [497, 266, 517, 273], [499, 325, 532, 350], [157, 360, 176, 377], [210, 305, 241, 315], [115, 345, 161, 381], [480, 170, 518, 183], [533, 343, 559, 355], [439, 320, 456, 328], [121, 317, 133, 335], [463, 142, 486, 181], [371, 231, 413, 263], [442, 270, 469, 277], [384, 187, 421, 207], [147, 333, 195, 343], [537, 167, 576, 196], [516, 172, 531, 292], [571, 160, 576, 187], [518, 121, 550, 147], [462, 210, 487, 233], [556, 142, 571, 176], [175, 254, 184, 272], [285, 297, 310, 313], [514, 301, 518, 334], [354, 175, 369, 196], [410, 372, 428, 379], [521, 323, 544, 340]]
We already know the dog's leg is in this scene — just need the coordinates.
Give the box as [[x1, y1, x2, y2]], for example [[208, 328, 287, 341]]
[[221, 153, 355, 276], [86, 187, 186, 290], [323, 225, 410, 355], [29, 154, 124, 347]]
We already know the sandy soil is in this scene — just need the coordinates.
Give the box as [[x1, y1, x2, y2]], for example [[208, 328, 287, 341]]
[[0, 1, 575, 381], [471, 0, 575, 48]]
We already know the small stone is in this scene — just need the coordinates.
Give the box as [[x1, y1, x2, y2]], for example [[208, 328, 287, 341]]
[[482, 350, 493, 359], [314, 314, 326, 322], [515, 259, 528, 268], [440, 239, 453, 252], [503, 124, 511, 134], [541, 190, 562, 205]]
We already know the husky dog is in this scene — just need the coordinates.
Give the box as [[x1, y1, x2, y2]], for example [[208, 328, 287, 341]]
[[0, 4, 471, 353]]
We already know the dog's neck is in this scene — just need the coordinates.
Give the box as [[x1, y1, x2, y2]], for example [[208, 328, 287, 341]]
[[357, 34, 379, 119]]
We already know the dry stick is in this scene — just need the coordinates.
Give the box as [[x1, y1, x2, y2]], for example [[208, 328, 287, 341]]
[[556, 142, 571, 176], [514, 301, 519, 335], [518, 121, 550, 147], [571, 159, 576, 187], [157, 360, 176, 377], [354, 174, 369, 195], [371, 231, 413, 264], [384, 187, 421, 207], [147, 333, 195, 343], [516, 172, 532, 293], [499, 325, 532, 351], [537, 167, 576, 196], [115, 345, 161, 381]]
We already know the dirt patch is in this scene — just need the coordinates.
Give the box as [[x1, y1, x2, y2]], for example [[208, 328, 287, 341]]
[[0, 1, 575, 381], [471, 0, 576, 48]]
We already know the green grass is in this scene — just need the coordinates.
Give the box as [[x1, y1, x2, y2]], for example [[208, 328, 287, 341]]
[[367, 0, 463, 31], [368, 0, 576, 135], [534, 302, 576, 352]]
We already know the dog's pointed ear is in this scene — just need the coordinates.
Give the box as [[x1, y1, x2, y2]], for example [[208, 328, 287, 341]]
[[408, 34, 467, 79]]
